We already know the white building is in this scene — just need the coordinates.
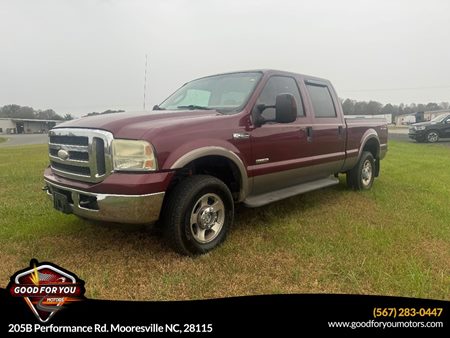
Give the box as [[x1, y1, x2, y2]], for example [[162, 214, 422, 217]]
[[394, 109, 450, 126], [424, 109, 450, 121], [0, 118, 62, 134], [344, 114, 392, 124]]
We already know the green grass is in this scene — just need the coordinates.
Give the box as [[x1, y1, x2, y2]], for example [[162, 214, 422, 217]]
[[0, 137, 8, 144], [0, 142, 449, 300]]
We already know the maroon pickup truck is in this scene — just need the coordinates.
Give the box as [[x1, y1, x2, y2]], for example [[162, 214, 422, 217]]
[[43, 70, 388, 255]]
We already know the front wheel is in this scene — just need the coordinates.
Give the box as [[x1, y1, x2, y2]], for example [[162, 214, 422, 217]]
[[163, 175, 234, 255], [426, 131, 439, 143], [346, 151, 375, 190]]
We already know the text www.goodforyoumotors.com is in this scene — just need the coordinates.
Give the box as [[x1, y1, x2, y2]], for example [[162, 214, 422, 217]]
[[328, 320, 443, 330]]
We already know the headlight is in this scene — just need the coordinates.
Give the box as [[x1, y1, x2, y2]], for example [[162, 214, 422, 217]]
[[112, 140, 157, 171], [415, 126, 426, 131]]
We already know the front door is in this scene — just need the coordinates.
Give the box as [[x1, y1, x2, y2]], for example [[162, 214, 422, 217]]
[[248, 75, 312, 195]]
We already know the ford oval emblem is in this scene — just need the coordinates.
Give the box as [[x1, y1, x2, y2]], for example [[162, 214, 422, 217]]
[[57, 149, 70, 161]]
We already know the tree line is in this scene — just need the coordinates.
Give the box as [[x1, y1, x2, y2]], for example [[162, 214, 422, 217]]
[[341, 99, 450, 116], [0, 104, 73, 120], [0, 105, 125, 120]]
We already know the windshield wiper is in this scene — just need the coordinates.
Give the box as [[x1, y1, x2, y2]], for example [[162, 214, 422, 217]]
[[177, 105, 212, 110], [152, 105, 165, 110]]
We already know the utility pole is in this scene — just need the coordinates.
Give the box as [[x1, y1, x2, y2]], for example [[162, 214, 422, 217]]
[[143, 54, 148, 110]]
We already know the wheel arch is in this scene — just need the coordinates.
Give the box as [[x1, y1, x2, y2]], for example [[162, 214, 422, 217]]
[[362, 137, 380, 160], [358, 130, 381, 177], [169, 147, 248, 202]]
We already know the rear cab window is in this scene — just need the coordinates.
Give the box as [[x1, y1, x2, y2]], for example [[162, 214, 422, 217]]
[[305, 81, 337, 118]]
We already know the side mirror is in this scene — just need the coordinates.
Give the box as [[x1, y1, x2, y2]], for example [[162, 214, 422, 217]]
[[253, 93, 297, 127], [275, 93, 297, 123]]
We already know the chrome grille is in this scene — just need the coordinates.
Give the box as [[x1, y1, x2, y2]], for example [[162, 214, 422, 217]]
[[48, 128, 113, 183]]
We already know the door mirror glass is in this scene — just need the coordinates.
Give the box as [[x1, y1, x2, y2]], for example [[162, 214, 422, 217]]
[[275, 93, 297, 123]]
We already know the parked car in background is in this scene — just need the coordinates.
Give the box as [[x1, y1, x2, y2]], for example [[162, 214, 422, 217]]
[[408, 113, 450, 143]]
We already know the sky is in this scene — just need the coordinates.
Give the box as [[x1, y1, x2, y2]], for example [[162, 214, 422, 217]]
[[1, 0, 450, 117]]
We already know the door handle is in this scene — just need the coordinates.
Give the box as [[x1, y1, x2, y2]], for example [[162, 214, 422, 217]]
[[306, 126, 313, 142], [338, 125, 343, 137]]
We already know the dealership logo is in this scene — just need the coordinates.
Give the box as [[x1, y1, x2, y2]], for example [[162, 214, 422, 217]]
[[8, 259, 85, 322]]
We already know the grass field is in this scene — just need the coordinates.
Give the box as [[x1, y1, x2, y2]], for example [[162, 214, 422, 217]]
[[0, 137, 7, 144], [0, 141, 449, 301]]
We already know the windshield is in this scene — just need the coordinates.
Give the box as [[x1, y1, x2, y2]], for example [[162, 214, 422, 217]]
[[430, 114, 449, 123], [158, 72, 262, 114]]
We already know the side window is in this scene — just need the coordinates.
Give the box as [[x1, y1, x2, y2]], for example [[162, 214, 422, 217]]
[[305, 83, 336, 118], [257, 76, 304, 120]]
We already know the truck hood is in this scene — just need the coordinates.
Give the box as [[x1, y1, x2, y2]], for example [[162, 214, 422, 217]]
[[54, 110, 220, 139]]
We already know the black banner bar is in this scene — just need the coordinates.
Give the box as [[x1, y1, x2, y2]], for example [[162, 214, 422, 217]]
[[1, 288, 448, 336]]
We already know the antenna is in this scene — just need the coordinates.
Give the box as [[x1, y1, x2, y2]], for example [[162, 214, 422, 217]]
[[143, 54, 148, 110]]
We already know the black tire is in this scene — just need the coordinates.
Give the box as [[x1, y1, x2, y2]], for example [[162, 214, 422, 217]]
[[162, 175, 234, 255], [346, 151, 375, 191], [425, 130, 439, 143]]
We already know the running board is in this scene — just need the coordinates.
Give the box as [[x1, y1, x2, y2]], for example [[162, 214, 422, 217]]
[[243, 176, 340, 208]]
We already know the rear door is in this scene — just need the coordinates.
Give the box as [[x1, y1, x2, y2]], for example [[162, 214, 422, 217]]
[[248, 75, 312, 195], [303, 79, 346, 175]]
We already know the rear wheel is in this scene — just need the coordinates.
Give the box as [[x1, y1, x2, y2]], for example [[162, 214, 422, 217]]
[[163, 175, 234, 255], [426, 131, 439, 143], [346, 151, 375, 190]]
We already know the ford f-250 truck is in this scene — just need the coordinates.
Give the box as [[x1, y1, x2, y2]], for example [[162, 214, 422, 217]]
[[43, 70, 388, 255]]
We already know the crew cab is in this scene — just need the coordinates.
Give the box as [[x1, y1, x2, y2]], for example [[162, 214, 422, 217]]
[[408, 113, 450, 143], [43, 70, 388, 255]]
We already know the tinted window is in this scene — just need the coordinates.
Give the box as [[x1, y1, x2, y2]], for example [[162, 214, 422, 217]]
[[306, 84, 336, 118], [257, 76, 304, 120]]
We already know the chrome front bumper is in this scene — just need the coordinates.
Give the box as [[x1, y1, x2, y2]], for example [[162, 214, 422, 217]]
[[44, 180, 164, 224]]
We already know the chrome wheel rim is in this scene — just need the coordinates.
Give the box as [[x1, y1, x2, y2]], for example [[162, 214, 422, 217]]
[[427, 132, 438, 142], [190, 193, 225, 244], [361, 160, 372, 187]]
